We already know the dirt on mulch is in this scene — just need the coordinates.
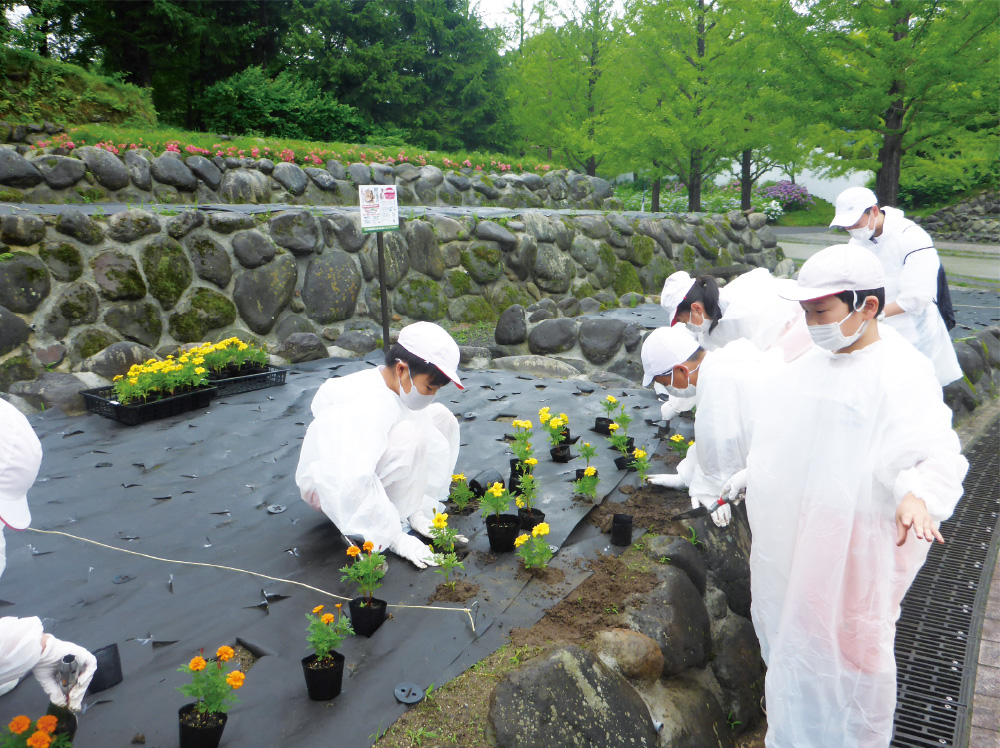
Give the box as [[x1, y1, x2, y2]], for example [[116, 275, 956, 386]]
[[514, 565, 566, 585], [588, 481, 693, 536], [428, 580, 481, 603]]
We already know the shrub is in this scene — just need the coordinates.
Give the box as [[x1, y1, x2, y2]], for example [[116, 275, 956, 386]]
[[754, 181, 815, 210]]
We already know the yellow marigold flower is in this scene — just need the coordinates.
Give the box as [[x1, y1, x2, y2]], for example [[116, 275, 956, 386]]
[[226, 671, 245, 689], [584, 466, 596, 477], [432, 513, 448, 529], [113, 374, 122, 382], [189, 656, 207, 672], [605, 395, 617, 404], [532, 522, 550, 538], [515, 497, 525, 508], [538, 407, 551, 423], [452, 473, 466, 482], [26, 732, 52, 748], [688, 440, 695, 446], [321, 613, 335, 625], [608, 423, 619, 432], [216, 646, 235, 662], [362, 540, 374, 552], [670, 434, 685, 443], [487, 482, 505, 497], [193, 357, 204, 364], [346, 545, 361, 557], [128, 378, 138, 386], [559, 413, 568, 421], [584, 442, 591, 448], [195, 367, 206, 375], [313, 605, 325, 614], [525, 457, 538, 466], [9, 716, 31, 734], [238, 343, 248, 350], [35, 716, 57, 734], [633, 448, 647, 459], [514, 534, 529, 548]]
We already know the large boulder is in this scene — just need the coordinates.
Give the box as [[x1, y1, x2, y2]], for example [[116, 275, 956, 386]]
[[689, 510, 753, 617], [168, 288, 238, 343], [184, 233, 232, 288], [107, 209, 161, 243], [208, 214, 255, 238], [274, 315, 316, 342], [394, 275, 448, 321], [166, 210, 205, 239], [0, 251, 50, 313], [269, 210, 321, 256], [103, 300, 163, 348], [475, 221, 517, 249], [429, 215, 468, 242], [124, 149, 152, 191], [75, 147, 129, 190], [371, 162, 394, 185], [9, 371, 90, 415], [301, 251, 363, 324], [570, 234, 601, 270], [527, 318, 578, 355], [347, 162, 371, 186], [578, 318, 627, 365], [494, 355, 581, 379], [185, 155, 222, 190], [358, 232, 409, 288], [0, 215, 46, 246], [34, 154, 86, 189], [93, 250, 146, 300], [43, 282, 98, 338], [625, 566, 710, 677], [233, 253, 297, 334], [321, 214, 365, 253], [495, 304, 528, 345], [80, 341, 157, 379], [461, 241, 504, 284], [487, 646, 658, 748], [447, 295, 495, 323], [304, 167, 337, 191], [404, 220, 445, 279], [232, 230, 276, 269], [595, 629, 664, 681], [55, 210, 104, 245], [639, 673, 736, 748], [140, 236, 193, 310], [645, 536, 707, 595], [150, 155, 198, 191], [532, 243, 575, 293], [0, 304, 31, 356], [0, 149, 43, 188], [274, 332, 328, 363], [218, 169, 270, 204], [272, 162, 308, 195], [710, 612, 764, 733]]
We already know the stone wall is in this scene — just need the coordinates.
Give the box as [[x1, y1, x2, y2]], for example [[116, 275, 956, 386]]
[[0, 142, 616, 209], [915, 191, 999, 244], [0, 205, 781, 401]]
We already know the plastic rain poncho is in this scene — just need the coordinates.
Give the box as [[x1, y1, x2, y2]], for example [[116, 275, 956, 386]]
[[295, 367, 460, 552], [744, 329, 968, 748], [849, 207, 962, 385], [698, 268, 813, 362], [0, 613, 43, 696], [682, 340, 782, 503]]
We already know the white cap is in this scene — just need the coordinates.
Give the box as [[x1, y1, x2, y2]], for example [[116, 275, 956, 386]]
[[0, 399, 42, 530], [641, 326, 700, 387], [659, 271, 696, 324], [780, 244, 885, 302], [830, 187, 878, 227], [397, 322, 464, 390]]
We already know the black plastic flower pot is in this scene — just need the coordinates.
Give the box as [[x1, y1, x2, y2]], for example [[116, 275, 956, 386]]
[[549, 445, 572, 463], [575, 468, 599, 481], [301, 651, 346, 701], [178, 704, 227, 748], [593, 417, 614, 435], [349, 597, 388, 638], [518, 508, 545, 531], [485, 513, 520, 553], [87, 642, 123, 694], [45, 702, 77, 740], [611, 513, 634, 546], [614, 455, 632, 471], [561, 428, 580, 445], [469, 469, 505, 498]]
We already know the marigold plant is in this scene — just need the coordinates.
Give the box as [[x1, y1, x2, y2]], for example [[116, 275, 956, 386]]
[[177, 646, 247, 715], [480, 481, 512, 519], [601, 395, 618, 418], [305, 602, 354, 661], [630, 447, 651, 481], [340, 541, 387, 604], [669, 434, 694, 459], [429, 511, 460, 553], [516, 522, 553, 570], [1, 715, 70, 748], [510, 419, 535, 463], [448, 474, 475, 512]]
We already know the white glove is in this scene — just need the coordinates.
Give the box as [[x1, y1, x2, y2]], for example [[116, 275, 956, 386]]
[[660, 402, 678, 423], [647, 473, 687, 488], [407, 512, 468, 544], [692, 495, 732, 528], [721, 469, 748, 503], [388, 534, 438, 569], [32, 635, 98, 711]]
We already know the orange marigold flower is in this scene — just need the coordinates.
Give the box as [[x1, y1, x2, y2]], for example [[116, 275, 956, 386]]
[[216, 646, 235, 662], [26, 732, 53, 748], [226, 671, 245, 689], [9, 716, 31, 734], [321, 613, 335, 625], [362, 540, 374, 553], [335, 602, 343, 610], [189, 656, 207, 672], [312, 605, 325, 614], [35, 715, 58, 734], [346, 545, 361, 557]]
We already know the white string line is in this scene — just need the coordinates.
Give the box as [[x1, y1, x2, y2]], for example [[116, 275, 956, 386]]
[[27, 528, 475, 630]]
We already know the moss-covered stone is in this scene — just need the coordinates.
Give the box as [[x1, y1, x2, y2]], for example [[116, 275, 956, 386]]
[[572, 281, 597, 299], [461, 241, 504, 284], [0, 187, 25, 202], [0, 251, 51, 313], [448, 295, 497, 323], [0, 355, 39, 392], [104, 300, 163, 348], [140, 235, 193, 310], [72, 328, 118, 360], [394, 275, 448, 321], [445, 269, 473, 297], [168, 288, 237, 343], [39, 241, 83, 281], [627, 234, 655, 266], [612, 260, 643, 297], [681, 245, 698, 272], [488, 283, 534, 314]]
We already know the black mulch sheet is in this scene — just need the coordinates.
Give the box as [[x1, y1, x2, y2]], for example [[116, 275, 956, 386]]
[[0, 356, 665, 747]]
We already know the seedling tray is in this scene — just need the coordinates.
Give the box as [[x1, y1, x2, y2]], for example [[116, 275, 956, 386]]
[[81, 386, 217, 426], [209, 366, 287, 398]]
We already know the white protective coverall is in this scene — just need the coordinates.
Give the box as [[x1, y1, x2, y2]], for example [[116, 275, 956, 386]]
[[744, 330, 968, 748], [849, 206, 961, 385], [295, 367, 460, 552], [674, 340, 782, 505]]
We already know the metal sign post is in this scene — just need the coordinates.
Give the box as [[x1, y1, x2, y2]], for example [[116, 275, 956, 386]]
[[359, 185, 399, 355]]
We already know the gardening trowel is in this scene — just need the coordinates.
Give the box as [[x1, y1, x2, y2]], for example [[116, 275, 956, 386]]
[[670, 490, 744, 521]]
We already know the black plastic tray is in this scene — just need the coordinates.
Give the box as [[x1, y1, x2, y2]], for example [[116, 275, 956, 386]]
[[209, 366, 287, 398], [81, 386, 216, 426]]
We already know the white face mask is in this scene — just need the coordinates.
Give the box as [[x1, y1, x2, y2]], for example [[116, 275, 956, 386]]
[[663, 362, 700, 398], [808, 301, 868, 352], [398, 366, 436, 411], [683, 309, 711, 335], [847, 211, 876, 242]]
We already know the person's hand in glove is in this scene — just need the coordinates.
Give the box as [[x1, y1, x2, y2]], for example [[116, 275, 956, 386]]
[[388, 534, 439, 569], [408, 511, 468, 544], [32, 634, 97, 710], [660, 401, 678, 423], [647, 473, 687, 489], [721, 469, 748, 503], [692, 495, 732, 528]]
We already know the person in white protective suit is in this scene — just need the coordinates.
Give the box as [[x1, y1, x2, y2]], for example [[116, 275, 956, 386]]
[[296, 322, 466, 569], [830, 186, 961, 385], [656, 268, 812, 421], [639, 326, 781, 528], [0, 398, 97, 710], [721, 244, 968, 748]]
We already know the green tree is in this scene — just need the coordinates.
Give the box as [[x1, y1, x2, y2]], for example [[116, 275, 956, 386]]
[[774, 0, 999, 206]]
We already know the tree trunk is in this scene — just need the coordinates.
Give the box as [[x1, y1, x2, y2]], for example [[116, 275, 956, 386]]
[[740, 149, 753, 211], [688, 151, 703, 212], [651, 177, 661, 213], [875, 9, 910, 207]]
